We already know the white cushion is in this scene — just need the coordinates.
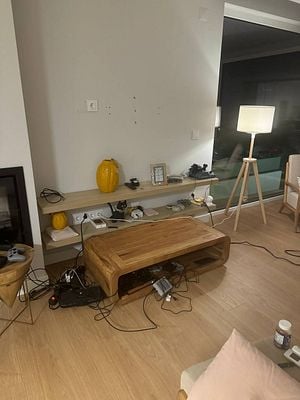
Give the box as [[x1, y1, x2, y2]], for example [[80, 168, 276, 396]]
[[287, 191, 299, 209], [288, 154, 300, 187], [180, 358, 213, 395], [187, 330, 300, 400]]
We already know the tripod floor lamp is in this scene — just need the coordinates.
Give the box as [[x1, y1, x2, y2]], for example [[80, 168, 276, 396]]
[[225, 105, 275, 231]]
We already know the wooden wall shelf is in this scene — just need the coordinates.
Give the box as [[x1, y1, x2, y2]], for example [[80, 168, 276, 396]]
[[38, 178, 218, 215], [42, 203, 215, 250], [38, 177, 218, 251]]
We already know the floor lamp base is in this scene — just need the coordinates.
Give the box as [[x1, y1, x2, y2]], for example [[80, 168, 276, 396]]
[[224, 157, 267, 231]]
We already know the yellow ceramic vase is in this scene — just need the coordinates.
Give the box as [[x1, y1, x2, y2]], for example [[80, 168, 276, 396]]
[[96, 159, 119, 193]]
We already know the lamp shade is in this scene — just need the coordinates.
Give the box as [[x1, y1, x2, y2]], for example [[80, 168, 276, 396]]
[[237, 105, 275, 134]]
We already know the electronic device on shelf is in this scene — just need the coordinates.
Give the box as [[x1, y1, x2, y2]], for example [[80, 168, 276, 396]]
[[108, 201, 127, 222], [130, 206, 144, 219], [125, 178, 140, 190], [7, 247, 26, 262], [167, 175, 184, 184], [284, 345, 300, 367], [188, 163, 216, 180], [125, 182, 137, 190]]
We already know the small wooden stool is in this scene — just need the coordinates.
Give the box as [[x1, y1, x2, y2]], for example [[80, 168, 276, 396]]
[[0, 245, 34, 337]]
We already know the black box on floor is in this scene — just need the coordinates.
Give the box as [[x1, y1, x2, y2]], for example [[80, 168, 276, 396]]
[[57, 285, 104, 308]]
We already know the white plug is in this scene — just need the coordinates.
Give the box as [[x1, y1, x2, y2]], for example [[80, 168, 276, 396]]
[[166, 294, 172, 302]]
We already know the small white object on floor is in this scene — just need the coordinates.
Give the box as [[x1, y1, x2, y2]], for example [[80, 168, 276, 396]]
[[166, 294, 172, 302]]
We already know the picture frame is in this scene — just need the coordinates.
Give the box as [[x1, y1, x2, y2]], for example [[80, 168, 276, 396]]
[[150, 163, 167, 186]]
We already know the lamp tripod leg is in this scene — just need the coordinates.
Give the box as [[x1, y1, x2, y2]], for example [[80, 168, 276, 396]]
[[252, 161, 267, 224], [225, 161, 246, 216], [234, 161, 250, 231]]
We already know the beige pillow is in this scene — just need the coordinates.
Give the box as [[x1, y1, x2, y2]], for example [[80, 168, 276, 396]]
[[188, 329, 300, 400]]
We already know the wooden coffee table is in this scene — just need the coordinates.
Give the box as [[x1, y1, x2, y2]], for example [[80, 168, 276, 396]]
[[84, 218, 230, 302]]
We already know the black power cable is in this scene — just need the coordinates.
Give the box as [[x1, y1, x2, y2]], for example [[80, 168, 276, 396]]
[[231, 241, 300, 266], [191, 192, 214, 227], [94, 290, 158, 332], [72, 213, 88, 269], [39, 188, 65, 203], [285, 249, 300, 257], [80, 213, 88, 252], [203, 201, 214, 227], [152, 269, 193, 315], [160, 291, 192, 315]]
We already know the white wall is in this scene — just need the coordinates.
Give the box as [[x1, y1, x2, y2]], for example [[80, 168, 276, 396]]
[[12, 0, 225, 194], [11, 0, 299, 264], [0, 0, 44, 268]]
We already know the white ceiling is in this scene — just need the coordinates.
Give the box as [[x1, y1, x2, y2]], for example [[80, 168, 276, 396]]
[[222, 17, 300, 62]]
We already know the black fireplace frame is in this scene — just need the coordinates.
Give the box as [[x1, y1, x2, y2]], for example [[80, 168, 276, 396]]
[[0, 166, 33, 247]]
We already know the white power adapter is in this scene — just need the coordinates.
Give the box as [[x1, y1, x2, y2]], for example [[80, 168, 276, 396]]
[[65, 272, 71, 283], [89, 218, 107, 229]]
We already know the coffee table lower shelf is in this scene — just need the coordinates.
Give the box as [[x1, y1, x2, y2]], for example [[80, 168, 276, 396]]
[[119, 245, 227, 304]]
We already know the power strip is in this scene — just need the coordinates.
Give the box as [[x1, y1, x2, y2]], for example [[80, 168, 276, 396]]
[[153, 277, 172, 297], [72, 208, 105, 225]]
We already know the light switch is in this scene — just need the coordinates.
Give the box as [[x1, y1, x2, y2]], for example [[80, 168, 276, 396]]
[[198, 7, 208, 22], [191, 129, 201, 140]]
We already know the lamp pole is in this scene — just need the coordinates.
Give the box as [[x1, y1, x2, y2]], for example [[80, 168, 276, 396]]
[[248, 133, 256, 159]]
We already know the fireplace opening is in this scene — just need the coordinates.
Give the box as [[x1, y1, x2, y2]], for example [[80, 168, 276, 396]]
[[0, 167, 33, 248]]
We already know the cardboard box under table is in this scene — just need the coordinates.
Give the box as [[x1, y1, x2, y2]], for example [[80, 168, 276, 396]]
[[84, 218, 230, 302]]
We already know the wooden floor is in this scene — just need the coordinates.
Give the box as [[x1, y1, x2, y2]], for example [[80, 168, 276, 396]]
[[1, 200, 299, 400]]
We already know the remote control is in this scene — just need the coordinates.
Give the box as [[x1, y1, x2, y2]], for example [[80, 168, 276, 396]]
[[284, 345, 300, 367], [7, 247, 26, 262]]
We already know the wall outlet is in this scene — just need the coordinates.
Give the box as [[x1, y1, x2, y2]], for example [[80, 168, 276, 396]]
[[72, 212, 89, 225], [86, 99, 98, 112], [191, 129, 201, 140], [87, 208, 104, 220]]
